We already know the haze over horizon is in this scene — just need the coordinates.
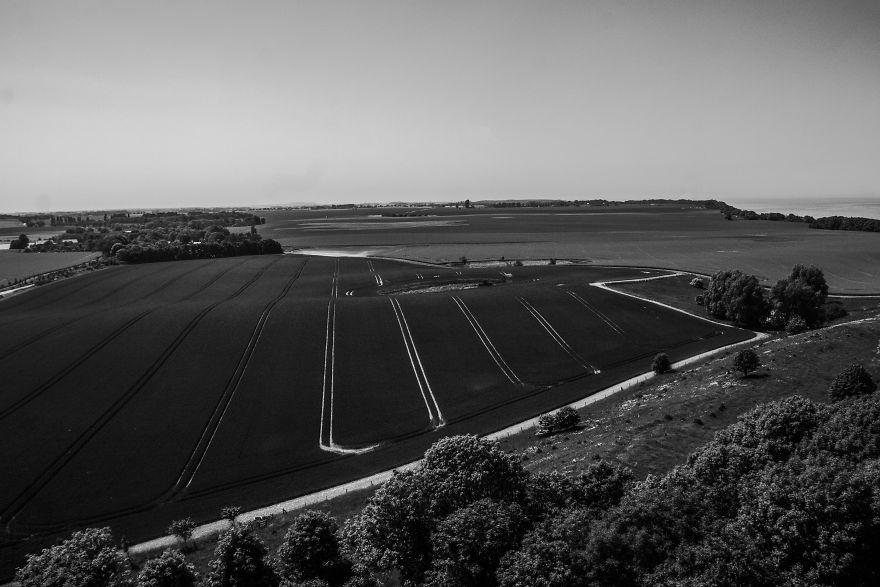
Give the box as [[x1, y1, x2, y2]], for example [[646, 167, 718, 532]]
[[1, 0, 879, 214]]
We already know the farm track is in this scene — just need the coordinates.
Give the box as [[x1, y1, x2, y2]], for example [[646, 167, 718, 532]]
[[451, 295, 523, 385], [168, 258, 310, 498], [0, 260, 226, 364], [390, 297, 445, 427], [516, 296, 597, 373], [320, 259, 382, 454], [0, 257, 282, 530], [565, 290, 626, 336]]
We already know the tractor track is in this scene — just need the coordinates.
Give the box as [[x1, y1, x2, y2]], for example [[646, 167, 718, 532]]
[[0, 257, 281, 529], [166, 258, 309, 498], [0, 259, 241, 371]]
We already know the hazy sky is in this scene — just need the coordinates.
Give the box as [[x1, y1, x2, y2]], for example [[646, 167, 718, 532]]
[[1, 0, 879, 212]]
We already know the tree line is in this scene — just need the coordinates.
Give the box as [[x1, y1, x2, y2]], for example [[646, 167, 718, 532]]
[[700, 264, 846, 332]]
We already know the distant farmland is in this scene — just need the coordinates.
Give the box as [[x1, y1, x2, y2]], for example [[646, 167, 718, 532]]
[[257, 206, 880, 293], [0, 251, 101, 287], [0, 254, 752, 572]]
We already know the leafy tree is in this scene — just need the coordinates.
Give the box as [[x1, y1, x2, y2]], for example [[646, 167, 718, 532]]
[[705, 269, 769, 327], [652, 353, 671, 374], [497, 536, 588, 587], [204, 524, 279, 587], [828, 363, 877, 402], [732, 349, 760, 377], [168, 518, 197, 550], [276, 510, 351, 586], [771, 264, 828, 327], [15, 527, 130, 587], [137, 549, 197, 587], [221, 506, 242, 526], [8, 233, 29, 250], [689, 277, 704, 289], [343, 435, 529, 584], [425, 499, 528, 586]]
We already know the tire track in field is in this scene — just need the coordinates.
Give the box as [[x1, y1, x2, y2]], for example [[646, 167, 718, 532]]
[[0, 265, 121, 318], [0, 257, 281, 528], [0, 310, 152, 421], [516, 296, 598, 373], [0, 259, 243, 364], [565, 290, 626, 336], [390, 297, 445, 427], [451, 296, 523, 385], [167, 258, 309, 497], [319, 259, 382, 454]]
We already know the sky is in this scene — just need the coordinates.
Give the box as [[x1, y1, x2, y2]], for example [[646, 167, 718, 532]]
[[1, 0, 879, 213]]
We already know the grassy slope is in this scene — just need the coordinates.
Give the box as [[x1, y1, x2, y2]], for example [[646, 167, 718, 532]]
[[150, 276, 880, 578]]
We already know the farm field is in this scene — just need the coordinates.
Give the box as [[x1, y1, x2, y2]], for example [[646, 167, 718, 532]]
[[0, 253, 753, 575], [0, 250, 101, 287], [258, 205, 880, 293]]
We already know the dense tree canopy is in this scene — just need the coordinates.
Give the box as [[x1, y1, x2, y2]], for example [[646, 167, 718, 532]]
[[771, 264, 829, 327], [704, 269, 769, 327], [15, 527, 130, 587]]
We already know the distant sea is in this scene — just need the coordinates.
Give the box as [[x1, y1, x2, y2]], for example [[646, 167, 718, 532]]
[[725, 197, 880, 220]]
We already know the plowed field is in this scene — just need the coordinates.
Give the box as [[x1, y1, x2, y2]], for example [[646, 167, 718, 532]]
[[0, 255, 753, 575]]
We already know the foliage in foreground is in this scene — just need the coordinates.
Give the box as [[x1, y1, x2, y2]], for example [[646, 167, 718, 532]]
[[15, 527, 130, 587], [17, 362, 880, 586]]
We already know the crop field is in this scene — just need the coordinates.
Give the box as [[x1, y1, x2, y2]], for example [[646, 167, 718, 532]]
[[258, 206, 880, 293], [0, 251, 102, 287], [0, 253, 753, 573]]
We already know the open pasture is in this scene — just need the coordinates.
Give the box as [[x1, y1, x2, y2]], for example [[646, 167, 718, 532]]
[[259, 205, 880, 293], [0, 254, 752, 574]]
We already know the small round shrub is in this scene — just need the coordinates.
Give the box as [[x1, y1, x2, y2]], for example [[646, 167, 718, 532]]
[[652, 353, 672, 374], [690, 277, 705, 289], [554, 407, 581, 431], [828, 364, 877, 402]]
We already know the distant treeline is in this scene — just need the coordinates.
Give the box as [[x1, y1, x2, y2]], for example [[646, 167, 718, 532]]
[[114, 236, 282, 263], [17, 210, 266, 229], [27, 218, 282, 262], [808, 215, 880, 232]]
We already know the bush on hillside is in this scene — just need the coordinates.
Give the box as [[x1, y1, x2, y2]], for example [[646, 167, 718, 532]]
[[689, 277, 705, 289], [652, 353, 671, 374], [828, 363, 877, 402]]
